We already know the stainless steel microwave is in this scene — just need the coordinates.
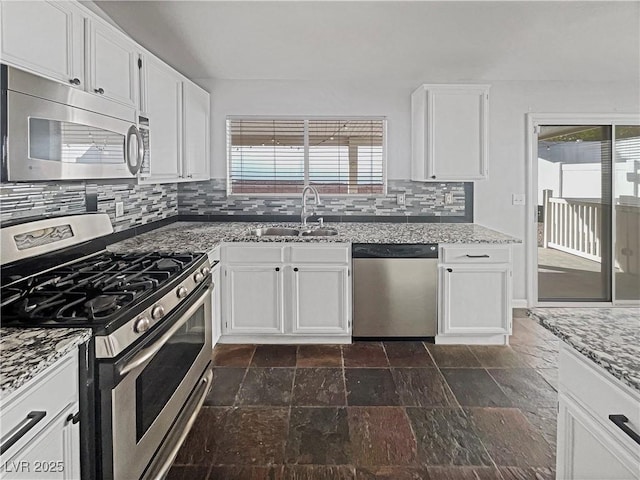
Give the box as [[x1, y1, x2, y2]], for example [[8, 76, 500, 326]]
[[1, 65, 145, 182]]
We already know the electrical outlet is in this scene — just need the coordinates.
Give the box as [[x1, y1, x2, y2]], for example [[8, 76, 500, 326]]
[[444, 192, 454, 205], [115, 202, 124, 218], [396, 193, 405, 205], [512, 194, 526, 206]]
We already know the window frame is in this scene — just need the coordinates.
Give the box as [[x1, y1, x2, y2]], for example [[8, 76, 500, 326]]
[[226, 115, 388, 197]]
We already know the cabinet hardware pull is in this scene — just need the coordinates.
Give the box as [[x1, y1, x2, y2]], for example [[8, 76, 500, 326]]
[[446, 268, 453, 273], [431, 175, 436, 179], [465, 254, 490, 258], [66, 412, 80, 424], [294, 268, 298, 272], [69, 78, 81, 85], [275, 267, 280, 272], [94, 87, 105, 94], [609, 415, 640, 445], [0, 411, 46, 454]]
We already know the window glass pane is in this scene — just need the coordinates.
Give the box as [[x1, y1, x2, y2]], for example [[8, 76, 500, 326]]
[[228, 119, 305, 194], [228, 118, 384, 195], [614, 125, 640, 300], [537, 125, 612, 302]]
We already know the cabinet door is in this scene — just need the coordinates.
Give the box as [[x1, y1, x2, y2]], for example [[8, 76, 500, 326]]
[[1, 405, 80, 480], [225, 265, 283, 334], [412, 85, 489, 181], [141, 55, 182, 181], [182, 81, 210, 181], [557, 393, 639, 480], [88, 21, 138, 107], [439, 264, 511, 335], [0, 1, 84, 87], [290, 265, 350, 335]]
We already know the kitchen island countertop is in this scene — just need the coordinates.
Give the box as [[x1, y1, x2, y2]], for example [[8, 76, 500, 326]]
[[0, 327, 92, 400], [107, 221, 521, 255], [529, 307, 640, 393]]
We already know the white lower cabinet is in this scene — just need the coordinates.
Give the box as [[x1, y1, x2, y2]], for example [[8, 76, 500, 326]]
[[437, 244, 512, 345], [0, 352, 80, 480], [556, 345, 640, 480], [226, 264, 284, 334], [221, 243, 351, 342], [291, 265, 349, 334]]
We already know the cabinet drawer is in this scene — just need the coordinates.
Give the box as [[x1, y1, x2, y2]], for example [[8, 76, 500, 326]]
[[559, 345, 640, 458], [289, 245, 350, 264], [223, 245, 284, 263], [440, 245, 511, 264], [0, 352, 78, 458]]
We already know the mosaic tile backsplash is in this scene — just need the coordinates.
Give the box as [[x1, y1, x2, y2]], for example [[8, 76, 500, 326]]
[[1, 178, 470, 233], [178, 179, 469, 218], [0, 182, 178, 233]]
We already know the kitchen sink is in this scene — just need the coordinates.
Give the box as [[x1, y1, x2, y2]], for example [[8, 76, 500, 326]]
[[249, 227, 300, 237], [248, 227, 339, 237], [299, 228, 339, 236]]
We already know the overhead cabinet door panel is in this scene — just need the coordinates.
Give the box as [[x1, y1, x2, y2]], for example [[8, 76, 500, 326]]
[[0, 1, 85, 86]]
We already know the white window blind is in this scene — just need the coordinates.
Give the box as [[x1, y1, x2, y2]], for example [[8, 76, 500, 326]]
[[228, 118, 385, 195]]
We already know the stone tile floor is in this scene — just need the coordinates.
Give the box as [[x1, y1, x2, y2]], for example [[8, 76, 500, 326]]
[[169, 311, 559, 479]]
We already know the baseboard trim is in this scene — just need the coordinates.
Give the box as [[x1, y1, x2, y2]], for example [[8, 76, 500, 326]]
[[512, 299, 528, 308], [435, 334, 509, 345], [218, 335, 352, 344]]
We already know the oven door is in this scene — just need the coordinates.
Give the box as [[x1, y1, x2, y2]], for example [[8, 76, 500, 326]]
[[99, 282, 213, 480], [6, 90, 143, 181]]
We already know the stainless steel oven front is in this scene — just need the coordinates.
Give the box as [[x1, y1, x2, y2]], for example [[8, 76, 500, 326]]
[[98, 281, 213, 480], [1, 65, 144, 181]]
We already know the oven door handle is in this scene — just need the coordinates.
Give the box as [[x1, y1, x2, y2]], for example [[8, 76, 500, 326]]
[[119, 285, 212, 376]]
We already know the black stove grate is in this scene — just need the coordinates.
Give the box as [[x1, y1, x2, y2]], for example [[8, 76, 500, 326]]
[[0, 251, 203, 328]]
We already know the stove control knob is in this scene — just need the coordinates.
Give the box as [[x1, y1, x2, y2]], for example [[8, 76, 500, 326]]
[[134, 317, 150, 333], [177, 286, 189, 299], [151, 305, 165, 320], [201, 266, 211, 277], [194, 271, 205, 283]]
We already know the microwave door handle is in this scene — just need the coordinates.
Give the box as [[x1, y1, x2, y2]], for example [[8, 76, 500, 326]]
[[124, 125, 143, 175], [119, 285, 212, 376]]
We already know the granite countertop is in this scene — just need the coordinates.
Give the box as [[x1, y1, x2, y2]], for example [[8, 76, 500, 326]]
[[0, 328, 92, 400], [529, 307, 640, 393], [108, 221, 521, 254]]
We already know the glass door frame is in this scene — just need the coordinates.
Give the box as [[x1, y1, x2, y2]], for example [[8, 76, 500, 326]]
[[526, 113, 640, 307]]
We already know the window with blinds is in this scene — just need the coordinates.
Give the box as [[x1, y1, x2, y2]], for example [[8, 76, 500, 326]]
[[228, 118, 385, 195]]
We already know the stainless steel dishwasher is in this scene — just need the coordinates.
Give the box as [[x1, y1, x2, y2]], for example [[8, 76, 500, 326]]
[[352, 243, 438, 337]]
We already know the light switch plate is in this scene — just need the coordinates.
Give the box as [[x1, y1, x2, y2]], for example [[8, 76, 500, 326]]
[[444, 192, 454, 205], [115, 201, 124, 217], [396, 193, 405, 205], [512, 194, 526, 206]]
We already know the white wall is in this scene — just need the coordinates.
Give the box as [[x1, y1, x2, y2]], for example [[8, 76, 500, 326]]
[[199, 77, 639, 302]]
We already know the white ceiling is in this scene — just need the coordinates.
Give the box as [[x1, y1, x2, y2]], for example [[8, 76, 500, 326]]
[[94, 1, 640, 83]]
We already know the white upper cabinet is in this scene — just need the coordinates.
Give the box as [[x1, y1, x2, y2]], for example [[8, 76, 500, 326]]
[[412, 84, 490, 181], [182, 81, 211, 181], [0, 1, 85, 87], [140, 56, 210, 184], [87, 20, 139, 108], [141, 54, 182, 181]]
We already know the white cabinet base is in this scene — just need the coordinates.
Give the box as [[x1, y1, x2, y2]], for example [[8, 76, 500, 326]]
[[218, 334, 351, 345], [435, 334, 509, 345]]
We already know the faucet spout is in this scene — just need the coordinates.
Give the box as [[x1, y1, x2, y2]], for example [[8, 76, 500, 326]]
[[301, 185, 321, 226]]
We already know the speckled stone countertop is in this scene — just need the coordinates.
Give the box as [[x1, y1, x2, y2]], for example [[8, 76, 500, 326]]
[[529, 308, 640, 393], [108, 221, 521, 254], [0, 328, 92, 400]]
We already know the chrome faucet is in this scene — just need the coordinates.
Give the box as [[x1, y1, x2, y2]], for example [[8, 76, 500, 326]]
[[301, 185, 321, 226]]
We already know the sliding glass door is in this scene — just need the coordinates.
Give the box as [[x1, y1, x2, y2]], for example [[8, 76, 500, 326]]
[[614, 126, 640, 301], [536, 122, 639, 304]]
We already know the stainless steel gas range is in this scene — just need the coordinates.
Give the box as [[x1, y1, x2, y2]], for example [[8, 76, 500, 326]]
[[0, 214, 214, 480]]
